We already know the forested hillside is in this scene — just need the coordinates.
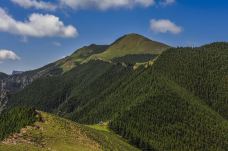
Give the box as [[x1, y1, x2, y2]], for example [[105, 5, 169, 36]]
[[109, 72, 228, 150], [8, 61, 132, 113], [112, 54, 157, 65], [0, 34, 167, 100], [153, 42, 228, 119], [5, 41, 228, 150]]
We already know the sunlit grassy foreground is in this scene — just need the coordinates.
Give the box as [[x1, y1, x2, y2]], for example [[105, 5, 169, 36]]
[[0, 112, 138, 151]]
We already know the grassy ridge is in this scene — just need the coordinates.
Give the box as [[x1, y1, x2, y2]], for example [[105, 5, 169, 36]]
[[60, 44, 109, 72], [0, 111, 139, 151], [88, 33, 169, 61]]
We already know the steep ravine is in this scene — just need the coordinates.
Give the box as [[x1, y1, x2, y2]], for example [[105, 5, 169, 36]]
[[0, 80, 8, 113]]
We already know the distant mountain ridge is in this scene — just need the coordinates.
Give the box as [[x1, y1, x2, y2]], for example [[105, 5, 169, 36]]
[[0, 33, 169, 114], [0, 33, 168, 95]]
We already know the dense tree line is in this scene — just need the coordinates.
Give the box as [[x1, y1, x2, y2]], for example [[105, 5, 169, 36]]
[[153, 42, 228, 119], [0, 107, 37, 140], [109, 75, 228, 150], [112, 54, 157, 65]]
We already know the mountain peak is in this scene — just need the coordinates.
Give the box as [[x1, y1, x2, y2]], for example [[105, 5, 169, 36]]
[[95, 33, 170, 60], [112, 33, 148, 44], [123, 33, 147, 38]]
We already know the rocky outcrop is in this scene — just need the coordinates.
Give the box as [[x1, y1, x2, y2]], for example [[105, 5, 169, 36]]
[[0, 74, 35, 113], [0, 64, 63, 113]]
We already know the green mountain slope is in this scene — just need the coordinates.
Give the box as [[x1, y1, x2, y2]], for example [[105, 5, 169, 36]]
[[0, 44, 109, 101], [88, 33, 170, 61], [109, 73, 228, 150], [153, 42, 228, 119], [0, 107, 139, 151], [27, 33, 165, 75], [0, 34, 167, 98], [6, 42, 228, 150], [13, 34, 167, 77], [24, 44, 109, 74], [59, 44, 109, 72], [8, 61, 132, 112], [111, 54, 157, 66]]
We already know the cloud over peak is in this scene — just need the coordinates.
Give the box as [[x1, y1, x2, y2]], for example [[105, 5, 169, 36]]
[[150, 19, 182, 34], [0, 7, 78, 38]]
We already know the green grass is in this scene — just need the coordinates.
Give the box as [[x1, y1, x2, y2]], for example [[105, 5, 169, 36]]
[[0, 112, 138, 151], [90, 33, 169, 60], [60, 44, 109, 72], [87, 122, 110, 132]]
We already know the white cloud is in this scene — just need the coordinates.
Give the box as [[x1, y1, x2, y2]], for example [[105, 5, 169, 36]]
[[11, 0, 57, 10], [0, 7, 77, 38], [59, 0, 155, 10], [0, 50, 20, 62], [150, 19, 182, 34], [53, 41, 61, 47], [160, 0, 175, 6], [11, 0, 174, 11]]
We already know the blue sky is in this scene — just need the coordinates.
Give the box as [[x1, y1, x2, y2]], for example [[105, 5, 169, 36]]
[[0, 0, 228, 74]]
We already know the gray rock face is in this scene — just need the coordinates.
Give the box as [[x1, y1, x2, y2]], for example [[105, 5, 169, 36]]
[[0, 73, 37, 113], [0, 64, 63, 113]]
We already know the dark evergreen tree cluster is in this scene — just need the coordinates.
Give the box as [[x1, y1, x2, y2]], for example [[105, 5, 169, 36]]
[[0, 107, 37, 140], [109, 75, 228, 150], [153, 42, 228, 119], [112, 54, 157, 65]]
